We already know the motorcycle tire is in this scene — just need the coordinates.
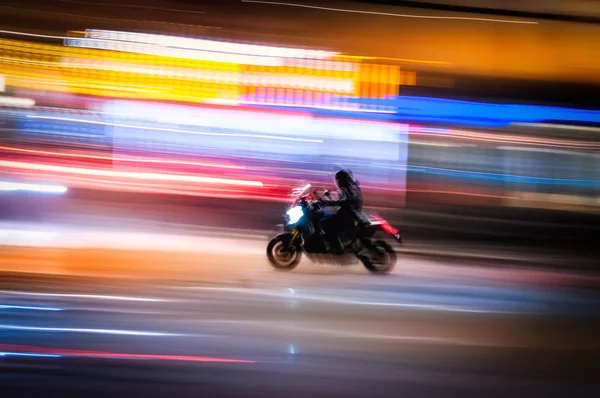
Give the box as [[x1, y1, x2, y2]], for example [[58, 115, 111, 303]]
[[267, 234, 302, 271], [359, 239, 397, 275]]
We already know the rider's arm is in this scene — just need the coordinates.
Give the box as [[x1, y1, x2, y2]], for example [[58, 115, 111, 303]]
[[319, 188, 349, 207]]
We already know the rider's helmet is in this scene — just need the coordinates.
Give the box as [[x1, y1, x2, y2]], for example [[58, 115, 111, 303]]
[[334, 169, 355, 189]]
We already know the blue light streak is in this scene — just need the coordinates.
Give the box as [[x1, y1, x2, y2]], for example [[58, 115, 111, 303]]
[[0, 305, 62, 311], [0, 352, 62, 358], [247, 95, 600, 127], [408, 165, 599, 187]]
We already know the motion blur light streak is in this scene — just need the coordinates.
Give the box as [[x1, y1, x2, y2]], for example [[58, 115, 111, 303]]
[[241, 0, 539, 24], [410, 126, 600, 149], [0, 160, 265, 187], [407, 189, 517, 200], [497, 146, 594, 156], [0, 345, 255, 363], [0, 227, 269, 253], [0, 31, 398, 107], [32, 175, 287, 201], [401, 96, 600, 125], [0, 324, 178, 336], [0, 290, 166, 302], [409, 165, 598, 186], [60, 58, 355, 92], [102, 101, 405, 143], [0, 352, 62, 359], [84, 29, 338, 59], [0, 97, 35, 107], [335, 53, 450, 66], [514, 123, 600, 132], [0, 181, 68, 194], [241, 100, 396, 114], [0, 145, 245, 170], [64, 38, 289, 66], [0, 229, 59, 244], [0, 305, 62, 311], [25, 115, 324, 143], [182, 287, 510, 314], [58, 0, 207, 14], [0, 29, 67, 40]]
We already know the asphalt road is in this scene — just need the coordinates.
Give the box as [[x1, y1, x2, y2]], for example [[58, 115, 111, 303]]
[[1, 271, 599, 398]]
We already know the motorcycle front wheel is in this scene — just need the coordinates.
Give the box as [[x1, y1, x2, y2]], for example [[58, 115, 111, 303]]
[[267, 234, 301, 271], [359, 239, 396, 275]]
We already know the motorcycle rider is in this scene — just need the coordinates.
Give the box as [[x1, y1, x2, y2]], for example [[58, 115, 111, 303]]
[[317, 169, 364, 254]]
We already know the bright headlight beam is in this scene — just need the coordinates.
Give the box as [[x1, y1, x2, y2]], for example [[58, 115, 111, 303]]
[[286, 205, 304, 225]]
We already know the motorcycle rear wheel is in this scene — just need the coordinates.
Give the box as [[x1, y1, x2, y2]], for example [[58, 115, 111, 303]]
[[267, 235, 301, 270], [359, 239, 396, 275]]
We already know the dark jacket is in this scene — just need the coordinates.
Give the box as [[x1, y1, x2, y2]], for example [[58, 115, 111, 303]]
[[322, 182, 363, 214]]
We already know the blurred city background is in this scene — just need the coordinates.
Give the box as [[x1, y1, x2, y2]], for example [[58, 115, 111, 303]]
[[0, 1, 599, 397]]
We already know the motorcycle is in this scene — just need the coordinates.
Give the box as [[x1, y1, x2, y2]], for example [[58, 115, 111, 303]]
[[266, 183, 402, 274]]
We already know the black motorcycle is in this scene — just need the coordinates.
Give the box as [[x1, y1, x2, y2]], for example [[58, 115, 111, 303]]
[[266, 183, 402, 274]]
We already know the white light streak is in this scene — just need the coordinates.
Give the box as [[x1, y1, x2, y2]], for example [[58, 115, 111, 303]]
[[242, 0, 539, 24], [25, 115, 323, 143], [84, 29, 338, 59], [0, 290, 166, 302], [0, 324, 177, 336], [0, 181, 68, 193], [64, 38, 287, 66], [0, 97, 35, 108]]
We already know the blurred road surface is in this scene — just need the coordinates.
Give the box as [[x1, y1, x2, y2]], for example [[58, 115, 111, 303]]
[[0, 272, 599, 398], [1, 220, 599, 289], [2, 195, 599, 397]]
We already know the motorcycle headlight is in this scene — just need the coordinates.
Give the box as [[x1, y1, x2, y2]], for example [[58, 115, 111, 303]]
[[286, 205, 304, 225]]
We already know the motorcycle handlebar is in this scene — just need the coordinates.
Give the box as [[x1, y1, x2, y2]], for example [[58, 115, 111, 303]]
[[292, 188, 334, 206]]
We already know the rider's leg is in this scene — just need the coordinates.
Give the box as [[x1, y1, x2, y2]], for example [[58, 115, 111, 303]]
[[324, 214, 344, 254]]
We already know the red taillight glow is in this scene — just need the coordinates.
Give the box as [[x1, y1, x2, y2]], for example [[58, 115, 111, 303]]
[[370, 214, 398, 235]]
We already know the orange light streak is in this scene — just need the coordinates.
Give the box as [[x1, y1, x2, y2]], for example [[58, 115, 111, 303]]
[[412, 129, 600, 149]]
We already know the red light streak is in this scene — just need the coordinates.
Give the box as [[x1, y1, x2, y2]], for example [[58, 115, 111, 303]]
[[0, 344, 255, 363], [0, 160, 263, 187], [0, 145, 244, 170], [9, 171, 291, 201]]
